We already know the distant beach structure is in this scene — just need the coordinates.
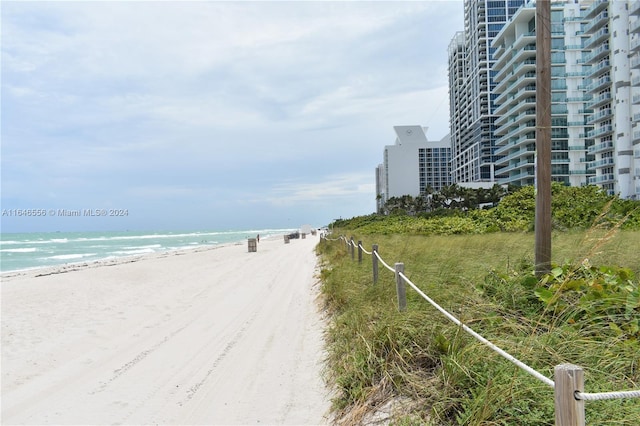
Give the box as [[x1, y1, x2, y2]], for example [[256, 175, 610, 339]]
[[299, 224, 313, 235]]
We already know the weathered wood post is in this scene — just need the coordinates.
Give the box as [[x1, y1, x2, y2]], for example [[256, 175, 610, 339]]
[[554, 364, 585, 426], [535, 0, 552, 276], [357, 240, 363, 264], [394, 263, 406, 312], [350, 237, 355, 260], [372, 244, 379, 284]]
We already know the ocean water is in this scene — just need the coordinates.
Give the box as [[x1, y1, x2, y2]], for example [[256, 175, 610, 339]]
[[0, 228, 291, 273]]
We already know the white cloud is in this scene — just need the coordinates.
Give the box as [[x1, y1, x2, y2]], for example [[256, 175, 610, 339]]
[[263, 173, 375, 206], [1, 1, 464, 231]]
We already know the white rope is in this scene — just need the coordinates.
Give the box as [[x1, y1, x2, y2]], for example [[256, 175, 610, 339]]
[[576, 390, 640, 401], [398, 271, 556, 389], [359, 244, 372, 255], [374, 250, 395, 273]]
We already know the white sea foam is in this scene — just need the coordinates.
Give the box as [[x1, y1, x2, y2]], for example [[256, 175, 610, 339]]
[[110, 248, 157, 255], [1, 247, 39, 253], [127, 244, 163, 250], [47, 253, 97, 260]]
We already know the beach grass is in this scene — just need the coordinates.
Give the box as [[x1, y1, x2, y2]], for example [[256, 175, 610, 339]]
[[317, 229, 640, 425]]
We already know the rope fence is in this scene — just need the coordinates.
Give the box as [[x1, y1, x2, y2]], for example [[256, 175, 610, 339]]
[[324, 234, 640, 426], [374, 250, 395, 273]]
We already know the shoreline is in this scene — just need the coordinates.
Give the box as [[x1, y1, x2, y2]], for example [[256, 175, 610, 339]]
[[0, 240, 239, 280], [0, 229, 293, 278], [0, 232, 285, 280]]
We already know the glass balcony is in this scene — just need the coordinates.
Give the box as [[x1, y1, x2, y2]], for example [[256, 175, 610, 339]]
[[584, 44, 610, 64], [587, 60, 611, 78], [583, 11, 609, 34], [586, 157, 615, 169], [587, 124, 614, 138], [586, 108, 612, 124], [584, 27, 609, 49], [588, 173, 615, 184], [588, 140, 614, 154], [585, 92, 612, 109], [586, 75, 611, 92], [583, 0, 608, 20]]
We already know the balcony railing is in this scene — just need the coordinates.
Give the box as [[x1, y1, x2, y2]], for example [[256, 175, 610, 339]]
[[587, 124, 614, 138], [584, 27, 609, 49], [587, 60, 611, 78], [583, 11, 609, 34], [588, 173, 615, 184], [586, 108, 612, 124], [586, 76, 611, 92], [584, 43, 610, 64], [588, 140, 614, 154], [585, 92, 612, 109], [583, 0, 608, 20], [587, 157, 615, 169]]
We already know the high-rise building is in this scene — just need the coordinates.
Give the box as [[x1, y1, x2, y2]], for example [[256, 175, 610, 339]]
[[448, 0, 526, 184], [376, 126, 452, 208], [491, 1, 594, 187], [582, 0, 639, 198], [420, 133, 454, 194], [449, 0, 640, 199]]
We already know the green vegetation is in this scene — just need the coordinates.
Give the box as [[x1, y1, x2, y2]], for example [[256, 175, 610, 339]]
[[341, 183, 640, 235], [317, 185, 640, 425]]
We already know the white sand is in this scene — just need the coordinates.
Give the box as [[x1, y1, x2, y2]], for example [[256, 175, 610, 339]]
[[1, 235, 331, 425]]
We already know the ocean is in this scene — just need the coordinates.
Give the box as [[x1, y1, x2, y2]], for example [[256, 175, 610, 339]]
[[0, 228, 291, 273]]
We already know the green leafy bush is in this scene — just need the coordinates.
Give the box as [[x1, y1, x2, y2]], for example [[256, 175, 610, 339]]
[[534, 260, 640, 340]]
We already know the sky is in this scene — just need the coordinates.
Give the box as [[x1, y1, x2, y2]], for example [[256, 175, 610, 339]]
[[1, 0, 464, 233]]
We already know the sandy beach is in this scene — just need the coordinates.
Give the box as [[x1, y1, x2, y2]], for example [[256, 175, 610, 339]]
[[1, 234, 331, 425]]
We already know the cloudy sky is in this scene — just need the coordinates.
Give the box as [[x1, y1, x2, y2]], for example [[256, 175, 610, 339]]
[[2, 0, 463, 233]]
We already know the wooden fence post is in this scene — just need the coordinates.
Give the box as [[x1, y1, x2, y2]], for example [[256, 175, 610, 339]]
[[395, 263, 406, 312], [554, 364, 585, 426], [357, 240, 363, 263], [372, 244, 379, 284], [350, 237, 355, 260]]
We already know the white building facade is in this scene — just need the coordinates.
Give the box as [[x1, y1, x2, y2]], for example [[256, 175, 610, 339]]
[[492, 1, 594, 187], [582, 0, 639, 198], [377, 126, 452, 208]]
